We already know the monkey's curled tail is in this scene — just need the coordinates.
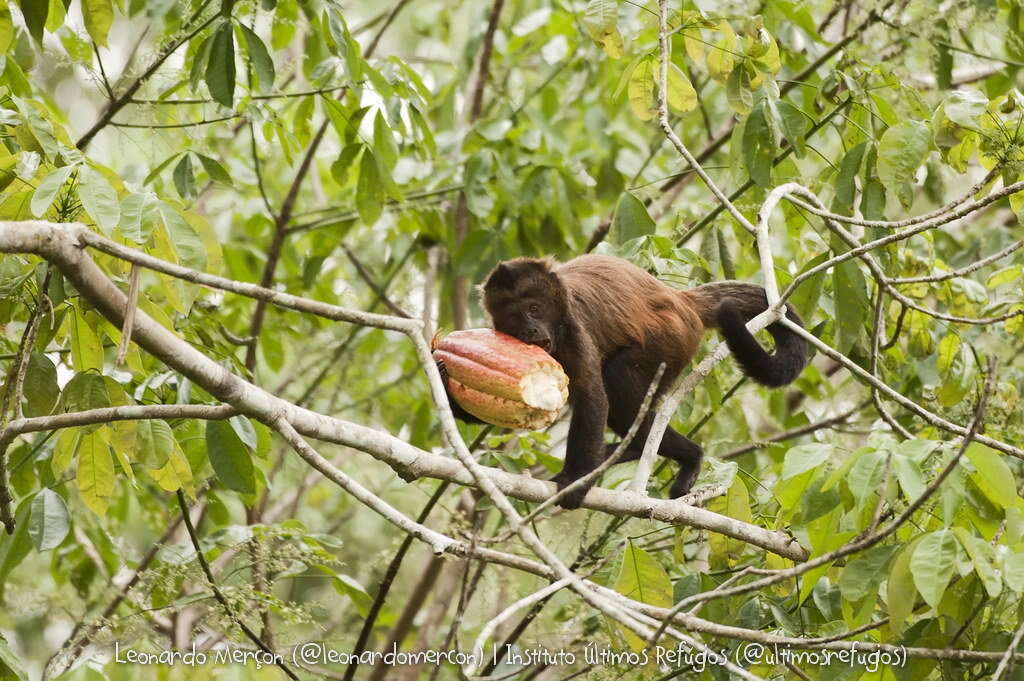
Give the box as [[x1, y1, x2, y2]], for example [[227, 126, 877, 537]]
[[687, 282, 808, 388]]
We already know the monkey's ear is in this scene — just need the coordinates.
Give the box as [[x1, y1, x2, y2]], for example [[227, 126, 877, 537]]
[[484, 262, 516, 292]]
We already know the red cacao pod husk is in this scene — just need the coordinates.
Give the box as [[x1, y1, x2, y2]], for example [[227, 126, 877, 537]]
[[432, 329, 569, 430]]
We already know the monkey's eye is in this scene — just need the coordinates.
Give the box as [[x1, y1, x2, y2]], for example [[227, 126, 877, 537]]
[[527, 303, 541, 316]]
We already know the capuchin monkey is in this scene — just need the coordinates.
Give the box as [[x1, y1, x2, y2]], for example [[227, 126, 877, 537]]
[[439, 254, 808, 509]]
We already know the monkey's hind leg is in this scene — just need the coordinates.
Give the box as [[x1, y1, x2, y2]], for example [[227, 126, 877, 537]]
[[602, 347, 704, 498]]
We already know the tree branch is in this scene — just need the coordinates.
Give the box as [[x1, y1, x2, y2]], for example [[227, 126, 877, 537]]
[[0, 220, 801, 558]]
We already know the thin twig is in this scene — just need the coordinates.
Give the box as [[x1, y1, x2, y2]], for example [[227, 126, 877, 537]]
[[0, 268, 52, 532], [76, 8, 219, 149], [889, 239, 1024, 284], [341, 482, 451, 681], [993, 615, 1024, 681], [115, 264, 141, 366], [720, 403, 866, 459], [244, 2, 409, 369], [342, 245, 411, 318], [175, 490, 299, 680]]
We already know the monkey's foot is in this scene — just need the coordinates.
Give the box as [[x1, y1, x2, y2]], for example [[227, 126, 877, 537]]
[[669, 466, 700, 499], [551, 472, 589, 510]]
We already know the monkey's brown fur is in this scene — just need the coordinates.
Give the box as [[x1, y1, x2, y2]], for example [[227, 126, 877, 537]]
[[441, 254, 808, 509]]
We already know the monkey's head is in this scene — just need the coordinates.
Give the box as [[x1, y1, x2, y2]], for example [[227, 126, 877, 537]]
[[481, 258, 568, 355]]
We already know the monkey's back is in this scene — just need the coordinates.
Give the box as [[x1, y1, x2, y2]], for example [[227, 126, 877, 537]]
[[556, 255, 704, 364]]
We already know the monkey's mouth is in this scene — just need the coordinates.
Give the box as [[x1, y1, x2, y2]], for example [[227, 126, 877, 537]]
[[531, 339, 552, 353]]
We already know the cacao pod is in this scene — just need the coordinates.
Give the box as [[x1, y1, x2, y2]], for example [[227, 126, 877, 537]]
[[432, 328, 569, 430]]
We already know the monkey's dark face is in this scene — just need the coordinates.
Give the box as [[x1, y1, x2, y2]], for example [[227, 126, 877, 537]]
[[482, 258, 567, 356]]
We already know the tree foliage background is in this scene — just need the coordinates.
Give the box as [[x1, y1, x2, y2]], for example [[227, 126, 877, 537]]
[[0, 0, 1023, 679]]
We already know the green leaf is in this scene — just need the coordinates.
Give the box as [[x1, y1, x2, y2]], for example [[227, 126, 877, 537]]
[[860, 177, 886, 221], [82, 0, 114, 47], [0, 634, 28, 681], [136, 419, 174, 467], [117, 191, 148, 242], [1011, 191, 1024, 225], [878, 120, 930, 209], [196, 153, 232, 185], [942, 90, 987, 130], [23, 353, 59, 417], [77, 428, 115, 516], [986, 265, 1022, 288], [189, 34, 214, 92], [953, 528, 1001, 598], [0, 2, 13, 53], [409, 105, 435, 157], [30, 165, 74, 217], [831, 141, 866, 214], [846, 450, 886, 510], [887, 543, 916, 634], [934, 41, 952, 90], [833, 255, 868, 355], [965, 443, 1019, 509], [789, 252, 828, 318], [239, 23, 275, 93], [781, 443, 831, 480], [70, 308, 103, 372], [78, 166, 121, 233], [910, 529, 958, 609], [372, 111, 398, 172], [773, 100, 808, 157], [206, 22, 236, 108], [157, 202, 206, 271], [28, 489, 69, 551], [613, 542, 672, 608], [2, 56, 30, 98], [707, 478, 753, 560], [582, 0, 616, 37], [681, 26, 704, 64], [582, 0, 623, 58], [173, 153, 196, 200], [610, 192, 655, 245], [613, 54, 643, 100], [356, 149, 384, 225], [109, 421, 136, 482], [331, 143, 361, 185], [206, 419, 256, 495], [228, 415, 257, 451], [1006, 552, 1024, 593], [149, 442, 193, 494], [892, 454, 926, 500], [333, 574, 372, 616], [45, 0, 64, 32], [143, 152, 182, 186], [53, 428, 80, 475], [838, 545, 897, 602], [17, 0, 47, 43], [0, 497, 33, 597], [60, 25, 92, 62], [936, 333, 961, 373], [752, 29, 781, 73], [707, 22, 736, 81], [666, 63, 697, 113], [627, 57, 656, 121], [743, 102, 773, 187]]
